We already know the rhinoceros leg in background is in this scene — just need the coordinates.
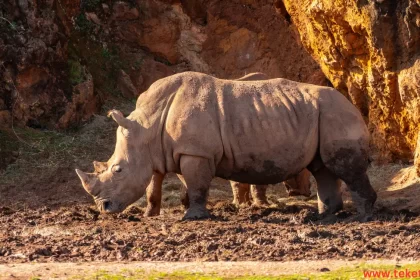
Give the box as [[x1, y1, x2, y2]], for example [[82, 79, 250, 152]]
[[250, 184, 269, 206], [230, 182, 270, 206], [143, 172, 165, 217], [284, 168, 312, 197], [230, 181, 251, 205], [181, 181, 270, 208], [230, 169, 312, 207]]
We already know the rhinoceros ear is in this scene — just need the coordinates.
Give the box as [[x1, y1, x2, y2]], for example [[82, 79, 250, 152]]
[[75, 169, 98, 195], [107, 109, 132, 129], [93, 161, 108, 173]]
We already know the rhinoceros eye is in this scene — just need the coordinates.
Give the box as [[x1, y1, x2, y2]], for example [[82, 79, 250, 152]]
[[112, 165, 122, 173], [121, 128, 130, 137]]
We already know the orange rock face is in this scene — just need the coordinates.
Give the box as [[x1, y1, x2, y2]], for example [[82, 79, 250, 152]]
[[108, 0, 328, 91], [282, 0, 420, 161]]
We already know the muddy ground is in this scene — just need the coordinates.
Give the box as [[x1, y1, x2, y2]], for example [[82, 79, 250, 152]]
[[1, 172, 420, 264], [1, 114, 420, 266]]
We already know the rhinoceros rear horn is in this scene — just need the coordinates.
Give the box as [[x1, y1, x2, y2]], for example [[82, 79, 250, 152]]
[[107, 109, 131, 129], [75, 169, 97, 195]]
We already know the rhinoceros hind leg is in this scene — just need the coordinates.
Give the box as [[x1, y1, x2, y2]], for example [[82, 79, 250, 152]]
[[144, 172, 165, 217], [312, 166, 343, 215], [250, 185, 270, 206], [342, 173, 376, 221], [230, 181, 251, 206], [180, 155, 212, 220], [321, 147, 377, 219]]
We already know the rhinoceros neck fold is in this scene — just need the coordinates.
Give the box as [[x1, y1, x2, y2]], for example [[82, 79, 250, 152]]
[[134, 83, 179, 175]]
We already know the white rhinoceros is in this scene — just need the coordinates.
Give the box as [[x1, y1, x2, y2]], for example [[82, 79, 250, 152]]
[[76, 71, 377, 221], [91, 73, 312, 216]]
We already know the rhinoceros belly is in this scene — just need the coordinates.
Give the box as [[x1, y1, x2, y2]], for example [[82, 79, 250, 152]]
[[216, 145, 315, 185]]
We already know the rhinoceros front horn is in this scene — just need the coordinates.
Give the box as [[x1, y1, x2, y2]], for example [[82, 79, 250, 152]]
[[75, 169, 97, 195], [107, 109, 131, 129]]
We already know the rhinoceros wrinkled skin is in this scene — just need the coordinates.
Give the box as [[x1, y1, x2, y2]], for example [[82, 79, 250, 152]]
[[230, 73, 312, 204], [76, 71, 377, 221], [139, 73, 312, 217]]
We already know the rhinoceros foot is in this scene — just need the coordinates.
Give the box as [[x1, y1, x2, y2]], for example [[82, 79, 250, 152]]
[[343, 213, 374, 223], [252, 200, 270, 207], [232, 199, 251, 207], [250, 185, 270, 207], [143, 206, 161, 217], [182, 206, 211, 220], [316, 213, 338, 225]]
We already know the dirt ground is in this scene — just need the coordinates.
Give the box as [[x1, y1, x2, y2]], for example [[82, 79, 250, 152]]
[[1, 114, 420, 277]]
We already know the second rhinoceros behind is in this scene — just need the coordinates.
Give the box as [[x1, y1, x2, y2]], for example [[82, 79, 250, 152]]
[[76, 71, 377, 221]]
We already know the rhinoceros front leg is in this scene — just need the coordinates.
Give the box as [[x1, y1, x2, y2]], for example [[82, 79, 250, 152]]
[[230, 181, 251, 206], [250, 185, 270, 206], [144, 172, 165, 217], [313, 166, 343, 215], [180, 155, 212, 220]]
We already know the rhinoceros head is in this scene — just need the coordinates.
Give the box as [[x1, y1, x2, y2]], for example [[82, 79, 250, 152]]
[[75, 109, 153, 213]]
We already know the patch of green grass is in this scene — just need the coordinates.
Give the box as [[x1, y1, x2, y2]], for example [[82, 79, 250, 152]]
[[101, 48, 111, 60], [68, 59, 86, 85], [68, 263, 420, 280], [0, 17, 19, 32], [74, 14, 94, 35]]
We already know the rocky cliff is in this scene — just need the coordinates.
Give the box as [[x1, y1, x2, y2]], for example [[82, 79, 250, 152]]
[[0, 0, 325, 130], [1, 0, 419, 164], [282, 0, 420, 162]]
